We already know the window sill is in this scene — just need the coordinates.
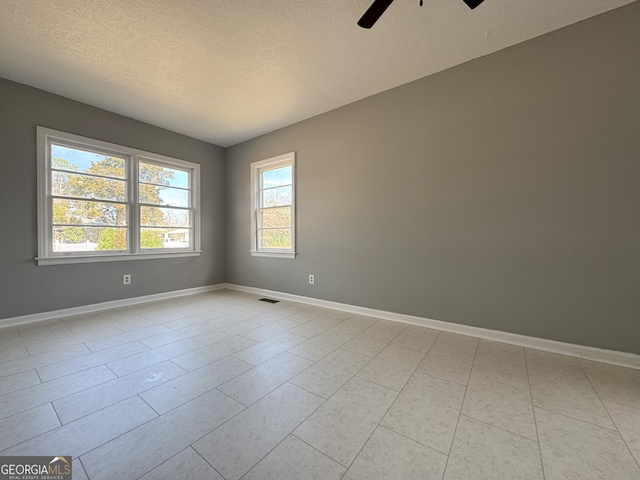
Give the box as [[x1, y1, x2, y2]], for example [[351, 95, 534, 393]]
[[250, 250, 296, 259], [36, 251, 202, 266]]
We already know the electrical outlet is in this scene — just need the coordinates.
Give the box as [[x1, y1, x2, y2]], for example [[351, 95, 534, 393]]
[[309, 274, 315, 285], [123, 274, 131, 285]]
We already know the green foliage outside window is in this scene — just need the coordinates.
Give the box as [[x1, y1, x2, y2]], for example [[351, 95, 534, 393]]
[[97, 228, 127, 250], [52, 156, 178, 250], [140, 230, 164, 248]]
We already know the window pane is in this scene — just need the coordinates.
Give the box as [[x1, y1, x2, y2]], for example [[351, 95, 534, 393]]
[[261, 186, 291, 207], [261, 166, 291, 188], [259, 228, 291, 249], [139, 184, 189, 207], [259, 207, 291, 229], [139, 162, 189, 189], [52, 226, 128, 252], [140, 206, 190, 228], [140, 228, 191, 249], [51, 144, 126, 178], [52, 199, 127, 226], [52, 171, 126, 202]]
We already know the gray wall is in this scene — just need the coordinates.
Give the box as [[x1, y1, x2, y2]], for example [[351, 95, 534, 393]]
[[225, 3, 640, 354], [1, 4, 638, 353], [0, 78, 226, 318]]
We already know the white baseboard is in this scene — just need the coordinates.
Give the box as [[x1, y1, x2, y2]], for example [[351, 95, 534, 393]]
[[2, 282, 637, 370], [0, 284, 226, 329], [223, 283, 640, 370]]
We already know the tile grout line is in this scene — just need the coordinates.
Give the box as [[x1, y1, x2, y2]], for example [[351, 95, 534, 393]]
[[289, 433, 351, 476], [1, 394, 153, 456], [190, 446, 228, 480], [456, 413, 543, 445], [34, 366, 44, 385], [279, 345, 353, 385], [533, 405, 629, 434], [0, 343, 94, 373], [459, 351, 546, 444], [0, 369, 119, 425], [340, 330, 441, 461], [440, 340, 479, 479], [470, 362, 529, 381], [77, 457, 90, 480], [531, 403, 640, 476], [136, 393, 162, 417], [179, 387, 250, 440], [291, 332, 385, 395], [184, 385, 294, 479], [50, 401, 64, 428], [13, 356, 189, 427], [527, 363, 621, 432], [528, 406, 619, 433], [525, 356, 548, 480], [0, 370, 44, 399], [103, 363, 119, 378], [577, 358, 621, 429], [53, 388, 155, 426], [336, 336, 437, 474], [259, 378, 370, 470], [76, 402, 166, 463], [31, 340, 150, 380], [600, 398, 640, 411], [574, 360, 640, 472], [377, 423, 450, 456], [0, 403, 62, 455]]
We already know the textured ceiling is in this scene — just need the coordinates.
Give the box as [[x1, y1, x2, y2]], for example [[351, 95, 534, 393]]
[[0, 0, 635, 147]]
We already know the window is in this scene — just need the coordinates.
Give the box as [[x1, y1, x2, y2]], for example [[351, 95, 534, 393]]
[[250, 152, 296, 258], [36, 127, 201, 265]]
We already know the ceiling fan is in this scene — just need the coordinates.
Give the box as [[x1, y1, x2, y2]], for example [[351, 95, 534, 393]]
[[358, 0, 486, 29]]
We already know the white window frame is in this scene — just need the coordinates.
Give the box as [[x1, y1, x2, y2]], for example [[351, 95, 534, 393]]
[[250, 152, 296, 259], [36, 127, 201, 265]]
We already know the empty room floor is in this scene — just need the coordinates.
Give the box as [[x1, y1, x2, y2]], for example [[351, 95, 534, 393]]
[[0, 290, 639, 479]]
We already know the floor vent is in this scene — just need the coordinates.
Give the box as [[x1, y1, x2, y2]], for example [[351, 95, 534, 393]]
[[258, 298, 279, 304]]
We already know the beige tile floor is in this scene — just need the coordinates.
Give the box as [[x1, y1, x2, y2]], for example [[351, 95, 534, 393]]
[[1, 289, 639, 479]]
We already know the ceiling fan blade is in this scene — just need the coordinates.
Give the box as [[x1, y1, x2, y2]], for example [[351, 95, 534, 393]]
[[358, 0, 395, 29], [462, 0, 485, 9]]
